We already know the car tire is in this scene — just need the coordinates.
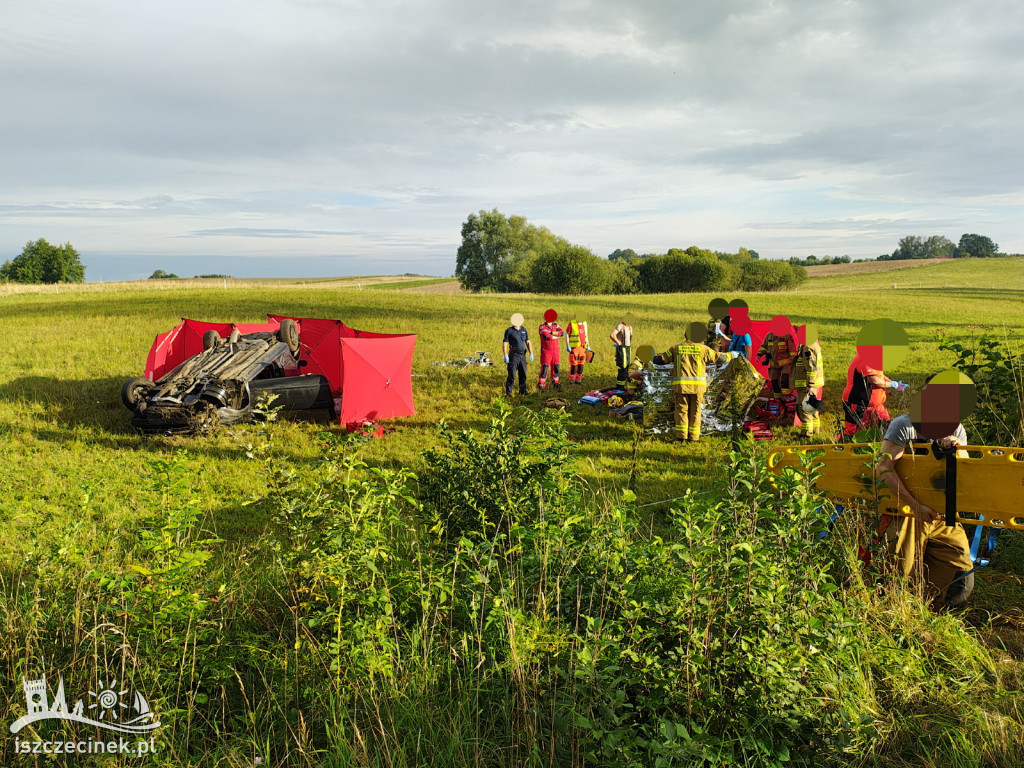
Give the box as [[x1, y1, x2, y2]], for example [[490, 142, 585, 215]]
[[203, 330, 222, 350], [121, 377, 155, 409], [278, 318, 300, 353]]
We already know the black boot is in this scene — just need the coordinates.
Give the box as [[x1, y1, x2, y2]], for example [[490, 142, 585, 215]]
[[944, 570, 975, 612]]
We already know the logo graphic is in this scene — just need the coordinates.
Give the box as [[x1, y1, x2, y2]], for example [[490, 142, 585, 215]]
[[10, 672, 160, 736]]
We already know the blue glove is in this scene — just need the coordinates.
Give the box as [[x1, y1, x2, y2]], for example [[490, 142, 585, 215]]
[[529, 353, 534, 362], [504, 353, 510, 364], [888, 380, 907, 391]]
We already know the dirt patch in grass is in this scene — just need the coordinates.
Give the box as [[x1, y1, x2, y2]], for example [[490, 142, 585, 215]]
[[805, 258, 955, 277]]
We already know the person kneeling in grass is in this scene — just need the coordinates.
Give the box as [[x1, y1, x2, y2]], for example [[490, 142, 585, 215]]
[[875, 376, 975, 611]]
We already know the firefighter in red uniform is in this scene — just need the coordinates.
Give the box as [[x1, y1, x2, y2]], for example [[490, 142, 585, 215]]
[[538, 309, 566, 391], [756, 323, 799, 394]]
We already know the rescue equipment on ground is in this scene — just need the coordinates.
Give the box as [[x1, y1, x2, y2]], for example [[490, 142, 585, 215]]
[[431, 351, 494, 368]]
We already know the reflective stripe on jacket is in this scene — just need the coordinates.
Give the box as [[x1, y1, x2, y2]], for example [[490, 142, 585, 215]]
[[567, 320, 588, 348], [667, 343, 720, 393]]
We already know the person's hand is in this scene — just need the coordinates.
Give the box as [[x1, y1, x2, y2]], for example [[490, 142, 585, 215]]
[[503, 354, 510, 364], [888, 380, 907, 391], [730, 351, 740, 359], [914, 504, 939, 523], [936, 435, 962, 451], [529, 353, 534, 362]]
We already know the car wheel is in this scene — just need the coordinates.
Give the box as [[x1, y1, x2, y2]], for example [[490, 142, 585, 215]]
[[121, 377, 154, 409], [278, 318, 300, 353], [203, 330, 222, 350]]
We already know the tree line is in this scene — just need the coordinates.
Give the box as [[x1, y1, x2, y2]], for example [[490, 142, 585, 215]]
[[878, 233, 1002, 261], [787, 233, 1010, 266], [0, 238, 85, 283], [455, 209, 806, 295]]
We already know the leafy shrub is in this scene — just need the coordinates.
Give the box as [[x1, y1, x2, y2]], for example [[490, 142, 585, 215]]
[[420, 399, 577, 543], [740, 259, 806, 291], [938, 331, 1024, 446], [529, 243, 609, 295]]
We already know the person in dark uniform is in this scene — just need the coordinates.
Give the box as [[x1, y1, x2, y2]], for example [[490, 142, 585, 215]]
[[502, 312, 534, 395]]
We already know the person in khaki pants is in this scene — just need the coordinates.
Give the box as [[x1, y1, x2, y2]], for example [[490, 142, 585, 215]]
[[875, 407, 975, 611]]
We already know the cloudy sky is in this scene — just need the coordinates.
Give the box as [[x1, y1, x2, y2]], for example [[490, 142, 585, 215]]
[[3, 0, 1023, 281]]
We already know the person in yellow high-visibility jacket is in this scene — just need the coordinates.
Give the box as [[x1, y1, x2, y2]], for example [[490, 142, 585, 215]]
[[793, 340, 825, 436], [656, 323, 731, 442], [565, 317, 590, 385]]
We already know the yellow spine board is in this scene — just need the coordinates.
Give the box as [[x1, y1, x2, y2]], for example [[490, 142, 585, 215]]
[[766, 443, 1024, 531]]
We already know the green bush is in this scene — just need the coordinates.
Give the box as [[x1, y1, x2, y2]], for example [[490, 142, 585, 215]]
[[740, 259, 806, 291], [938, 331, 1024, 446], [529, 243, 609, 295]]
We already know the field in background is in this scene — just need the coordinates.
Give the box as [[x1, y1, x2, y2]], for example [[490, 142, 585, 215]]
[[0, 274, 455, 296], [802, 257, 956, 277], [2, 258, 1023, 550], [1, 259, 1022, 766]]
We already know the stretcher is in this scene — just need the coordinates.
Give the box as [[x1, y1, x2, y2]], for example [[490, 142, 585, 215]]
[[766, 442, 1024, 531]]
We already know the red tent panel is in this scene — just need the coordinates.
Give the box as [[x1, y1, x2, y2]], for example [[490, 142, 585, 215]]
[[338, 335, 417, 424]]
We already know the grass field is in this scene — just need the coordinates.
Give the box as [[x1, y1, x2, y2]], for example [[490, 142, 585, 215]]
[[1, 258, 1022, 766]]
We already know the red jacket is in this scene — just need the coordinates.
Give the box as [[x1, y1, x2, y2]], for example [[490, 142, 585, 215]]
[[539, 322, 565, 352]]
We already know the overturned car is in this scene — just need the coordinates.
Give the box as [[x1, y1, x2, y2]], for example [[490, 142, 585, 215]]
[[122, 319, 334, 433], [123, 315, 417, 435]]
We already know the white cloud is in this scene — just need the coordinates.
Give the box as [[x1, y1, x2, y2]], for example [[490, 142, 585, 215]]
[[2, 0, 1024, 278]]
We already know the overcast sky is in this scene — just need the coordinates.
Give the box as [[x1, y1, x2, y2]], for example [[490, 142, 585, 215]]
[[3, 0, 1023, 281]]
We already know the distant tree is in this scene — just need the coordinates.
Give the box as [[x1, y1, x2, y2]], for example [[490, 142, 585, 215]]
[[890, 235, 924, 260], [954, 233, 998, 259], [923, 235, 955, 259], [148, 269, 180, 279], [889, 235, 955, 261], [0, 238, 85, 283], [607, 248, 639, 262], [195, 273, 232, 279], [789, 254, 852, 267], [718, 247, 757, 268]]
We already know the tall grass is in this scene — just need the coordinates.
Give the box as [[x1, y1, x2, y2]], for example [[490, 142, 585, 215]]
[[2, 404, 1020, 766], [1, 265, 1022, 765]]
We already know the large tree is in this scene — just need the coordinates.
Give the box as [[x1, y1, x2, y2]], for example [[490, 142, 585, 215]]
[[1, 238, 85, 283], [954, 233, 999, 259], [455, 209, 538, 292]]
